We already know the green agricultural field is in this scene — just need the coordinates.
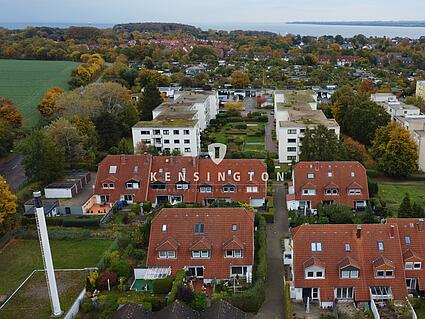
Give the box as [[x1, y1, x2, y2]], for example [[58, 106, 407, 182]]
[[0, 59, 78, 127], [0, 239, 112, 296], [377, 182, 425, 213]]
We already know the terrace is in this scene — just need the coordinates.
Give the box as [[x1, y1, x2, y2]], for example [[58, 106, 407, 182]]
[[276, 90, 316, 111]]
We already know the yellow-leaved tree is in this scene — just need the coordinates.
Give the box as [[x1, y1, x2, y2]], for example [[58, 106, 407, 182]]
[[38, 87, 64, 116], [0, 176, 17, 233]]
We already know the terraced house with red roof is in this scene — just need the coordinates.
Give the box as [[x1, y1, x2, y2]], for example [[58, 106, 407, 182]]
[[287, 161, 369, 214], [94, 154, 267, 208], [146, 208, 255, 282], [288, 222, 414, 312]]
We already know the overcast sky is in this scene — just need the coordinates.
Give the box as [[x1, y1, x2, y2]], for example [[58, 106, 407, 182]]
[[1, 0, 425, 24]]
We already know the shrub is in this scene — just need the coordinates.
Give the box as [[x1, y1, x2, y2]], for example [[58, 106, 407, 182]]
[[81, 300, 94, 313], [190, 292, 207, 311], [152, 277, 173, 294], [366, 169, 378, 178], [283, 281, 292, 319], [96, 271, 118, 290], [169, 270, 186, 303], [176, 284, 194, 303], [234, 123, 247, 129], [110, 260, 132, 278], [259, 211, 274, 223], [368, 180, 379, 197]]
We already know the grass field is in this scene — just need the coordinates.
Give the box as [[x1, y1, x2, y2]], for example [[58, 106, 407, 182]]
[[0, 59, 78, 127], [377, 182, 425, 213], [0, 239, 112, 296], [0, 270, 87, 319]]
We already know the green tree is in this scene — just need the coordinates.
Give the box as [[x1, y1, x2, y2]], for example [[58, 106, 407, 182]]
[[0, 119, 15, 157], [371, 123, 418, 178], [299, 125, 346, 161], [398, 193, 413, 218], [361, 205, 378, 224], [93, 112, 121, 151], [318, 204, 354, 224], [16, 130, 65, 183], [138, 82, 162, 121]]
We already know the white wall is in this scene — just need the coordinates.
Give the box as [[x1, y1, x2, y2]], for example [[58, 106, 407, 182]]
[[44, 188, 73, 199]]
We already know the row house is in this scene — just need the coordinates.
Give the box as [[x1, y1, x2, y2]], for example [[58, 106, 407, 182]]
[[94, 155, 267, 208], [146, 208, 255, 283], [286, 161, 369, 213], [289, 223, 408, 308]]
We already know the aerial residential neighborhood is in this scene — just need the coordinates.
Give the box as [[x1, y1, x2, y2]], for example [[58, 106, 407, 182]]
[[2, 3, 425, 319]]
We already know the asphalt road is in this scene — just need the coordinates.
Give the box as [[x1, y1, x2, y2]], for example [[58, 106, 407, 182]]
[[0, 154, 26, 192]]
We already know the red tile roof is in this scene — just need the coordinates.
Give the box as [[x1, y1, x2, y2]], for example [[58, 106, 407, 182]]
[[387, 218, 425, 291], [289, 161, 369, 209], [94, 155, 267, 206], [147, 208, 255, 279], [291, 223, 408, 302]]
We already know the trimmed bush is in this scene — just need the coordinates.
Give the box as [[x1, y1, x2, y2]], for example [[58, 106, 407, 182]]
[[152, 277, 173, 294], [283, 281, 292, 319], [169, 270, 185, 303], [260, 211, 274, 223], [110, 260, 132, 278], [191, 292, 207, 311]]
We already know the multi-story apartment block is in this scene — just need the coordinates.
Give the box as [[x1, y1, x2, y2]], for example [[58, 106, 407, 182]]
[[146, 208, 255, 283], [395, 115, 425, 171], [274, 90, 340, 163], [286, 161, 369, 213], [132, 91, 219, 157], [371, 93, 421, 120], [416, 80, 425, 100], [94, 155, 267, 208]]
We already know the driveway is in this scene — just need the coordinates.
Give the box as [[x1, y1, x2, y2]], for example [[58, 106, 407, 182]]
[[256, 182, 289, 319], [265, 113, 277, 154], [243, 97, 257, 115], [0, 154, 26, 192]]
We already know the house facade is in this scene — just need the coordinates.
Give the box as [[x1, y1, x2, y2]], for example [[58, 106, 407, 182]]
[[132, 91, 219, 157], [146, 208, 255, 283], [417, 80, 425, 101], [94, 155, 267, 208], [286, 161, 369, 213], [371, 93, 421, 120], [395, 116, 425, 171], [274, 91, 340, 163], [289, 223, 408, 308]]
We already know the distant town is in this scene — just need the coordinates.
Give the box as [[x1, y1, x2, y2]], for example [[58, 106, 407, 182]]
[[0, 20, 425, 319]]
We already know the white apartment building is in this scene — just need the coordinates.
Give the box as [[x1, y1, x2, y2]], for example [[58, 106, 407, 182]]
[[395, 115, 425, 172], [371, 93, 421, 119], [274, 90, 340, 163], [132, 91, 219, 156], [416, 80, 425, 100]]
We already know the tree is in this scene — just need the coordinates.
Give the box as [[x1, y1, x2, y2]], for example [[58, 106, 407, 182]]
[[371, 123, 418, 178], [0, 176, 17, 234], [93, 112, 121, 151], [138, 82, 162, 121], [342, 101, 390, 145], [38, 87, 64, 116], [0, 119, 15, 157], [318, 204, 354, 224], [299, 125, 346, 161], [343, 137, 369, 165], [230, 71, 250, 89], [361, 205, 378, 224], [16, 130, 65, 183], [398, 193, 413, 218], [358, 79, 374, 95], [0, 97, 23, 128]]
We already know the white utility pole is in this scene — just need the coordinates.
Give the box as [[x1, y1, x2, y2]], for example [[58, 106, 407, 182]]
[[33, 191, 62, 317]]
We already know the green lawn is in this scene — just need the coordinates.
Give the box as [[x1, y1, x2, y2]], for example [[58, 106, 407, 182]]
[[0, 239, 111, 295], [0, 271, 87, 319], [378, 182, 425, 213], [0, 59, 78, 127]]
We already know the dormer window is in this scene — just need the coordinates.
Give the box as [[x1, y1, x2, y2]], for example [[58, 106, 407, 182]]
[[192, 250, 209, 258], [151, 181, 166, 190], [376, 270, 393, 278], [225, 249, 242, 258], [126, 180, 140, 189], [103, 183, 115, 189], [199, 185, 213, 193], [348, 189, 361, 195], [302, 189, 316, 195], [341, 270, 359, 279], [158, 250, 176, 259], [222, 184, 236, 193], [405, 262, 422, 270], [176, 181, 189, 190], [325, 188, 338, 195]]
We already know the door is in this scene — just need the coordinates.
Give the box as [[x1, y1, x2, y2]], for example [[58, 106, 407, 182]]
[[156, 196, 169, 204], [406, 278, 417, 290], [312, 288, 319, 300]]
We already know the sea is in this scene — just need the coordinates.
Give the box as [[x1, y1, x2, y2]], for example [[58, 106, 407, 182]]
[[1, 22, 425, 39]]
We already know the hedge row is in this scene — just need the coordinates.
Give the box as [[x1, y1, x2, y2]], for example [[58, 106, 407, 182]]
[[21, 216, 100, 228], [283, 281, 292, 318], [222, 216, 267, 312], [152, 277, 173, 294], [259, 211, 274, 223], [168, 270, 185, 303]]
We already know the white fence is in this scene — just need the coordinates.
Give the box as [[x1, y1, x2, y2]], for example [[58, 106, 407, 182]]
[[370, 299, 380, 319], [64, 288, 86, 319]]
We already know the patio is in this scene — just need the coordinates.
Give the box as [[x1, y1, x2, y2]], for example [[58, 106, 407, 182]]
[[291, 300, 334, 319]]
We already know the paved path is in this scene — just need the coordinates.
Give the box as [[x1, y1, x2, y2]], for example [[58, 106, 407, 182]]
[[0, 154, 26, 192], [256, 182, 289, 319], [265, 113, 277, 154]]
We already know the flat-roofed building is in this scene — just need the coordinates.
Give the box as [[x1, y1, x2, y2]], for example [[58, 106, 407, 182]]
[[416, 80, 425, 100], [395, 116, 425, 171]]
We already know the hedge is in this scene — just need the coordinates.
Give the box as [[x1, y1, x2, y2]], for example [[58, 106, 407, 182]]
[[260, 211, 274, 223], [152, 276, 173, 294], [21, 216, 100, 228], [221, 216, 267, 313], [169, 270, 185, 303], [283, 281, 292, 319]]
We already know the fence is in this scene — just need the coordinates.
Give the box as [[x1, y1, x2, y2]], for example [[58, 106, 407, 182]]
[[99, 201, 119, 225], [370, 299, 380, 319], [64, 288, 86, 319]]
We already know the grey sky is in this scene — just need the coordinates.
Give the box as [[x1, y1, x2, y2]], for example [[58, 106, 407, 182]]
[[1, 0, 424, 24]]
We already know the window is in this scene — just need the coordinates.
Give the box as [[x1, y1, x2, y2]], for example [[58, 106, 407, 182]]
[[348, 189, 362, 195], [159, 250, 175, 259], [222, 185, 236, 193], [406, 262, 422, 270], [126, 181, 140, 189], [311, 242, 322, 252], [184, 130, 190, 135], [303, 189, 316, 195], [151, 182, 166, 190], [192, 250, 209, 258], [377, 241, 384, 252], [164, 139, 170, 144], [385, 270, 393, 278], [405, 236, 411, 245], [287, 138, 296, 143], [163, 130, 169, 135], [376, 271, 385, 278], [184, 148, 191, 153], [162, 224, 167, 232], [200, 186, 213, 193], [194, 223, 205, 234], [232, 224, 238, 231], [173, 130, 180, 135], [123, 194, 133, 201], [414, 262, 422, 269], [328, 172, 333, 177], [287, 156, 297, 161], [341, 270, 358, 279], [103, 183, 115, 189], [325, 188, 338, 195], [287, 129, 297, 134], [376, 270, 393, 278], [231, 266, 248, 276], [345, 244, 351, 252], [174, 139, 180, 144], [300, 129, 305, 133], [307, 271, 314, 278], [109, 166, 117, 174], [184, 139, 190, 144], [246, 186, 258, 193], [336, 287, 354, 299], [316, 271, 323, 277], [287, 147, 297, 152], [140, 130, 150, 135], [153, 130, 160, 135], [225, 250, 242, 258], [176, 183, 189, 190], [307, 173, 314, 179], [305, 270, 324, 279]]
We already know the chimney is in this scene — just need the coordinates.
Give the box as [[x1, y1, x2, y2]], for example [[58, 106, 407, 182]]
[[418, 219, 424, 232], [389, 225, 395, 238], [356, 224, 362, 239]]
